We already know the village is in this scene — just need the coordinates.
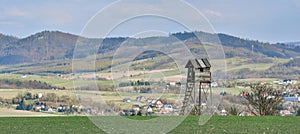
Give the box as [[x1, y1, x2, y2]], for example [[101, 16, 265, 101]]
[[1, 76, 299, 117]]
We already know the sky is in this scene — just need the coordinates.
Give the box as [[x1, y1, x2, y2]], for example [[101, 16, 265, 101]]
[[0, 0, 300, 43]]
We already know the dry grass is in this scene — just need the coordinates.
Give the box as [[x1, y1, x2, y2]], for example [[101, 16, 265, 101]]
[[0, 108, 64, 117]]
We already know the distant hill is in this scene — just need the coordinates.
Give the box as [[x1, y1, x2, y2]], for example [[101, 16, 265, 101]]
[[1, 30, 299, 65], [261, 58, 300, 79], [0, 34, 19, 57], [1, 30, 300, 79], [0, 33, 18, 45], [284, 42, 300, 49], [0, 31, 79, 63], [172, 32, 300, 58]]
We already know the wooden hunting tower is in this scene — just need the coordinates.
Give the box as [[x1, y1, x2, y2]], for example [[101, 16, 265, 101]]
[[180, 58, 212, 115]]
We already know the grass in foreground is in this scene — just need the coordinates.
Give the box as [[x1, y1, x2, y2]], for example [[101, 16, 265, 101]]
[[0, 116, 299, 134]]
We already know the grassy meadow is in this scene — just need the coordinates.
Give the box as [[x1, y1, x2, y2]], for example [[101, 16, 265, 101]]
[[0, 55, 297, 134], [0, 116, 299, 134]]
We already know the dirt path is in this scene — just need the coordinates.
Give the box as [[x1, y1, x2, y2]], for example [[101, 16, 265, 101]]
[[0, 108, 65, 117]]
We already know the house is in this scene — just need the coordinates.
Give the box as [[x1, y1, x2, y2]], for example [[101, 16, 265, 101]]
[[211, 82, 218, 88], [45, 107, 53, 112], [136, 96, 146, 102], [169, 82, 176, 86], [132, 104, 140, 111], [33, 105, 42, 112], [220, 109, 227, 116], [239, 110, 255, 116], [283, 79, 292, 84], [123, 98, 131, 103], [37, 93, 43, 98], [273, 81, 279, 84], [280, 110, 292, 116], [146, 97, 153, 103], [150, 99, 157, 107], [200, 83, 209, 88], [283, 97, 299, 102], [161, 104, 173, 114], [155, 100, 163, 108]]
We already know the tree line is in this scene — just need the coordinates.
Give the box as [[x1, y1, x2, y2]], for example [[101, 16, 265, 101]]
[[0, 79, 65, 90]]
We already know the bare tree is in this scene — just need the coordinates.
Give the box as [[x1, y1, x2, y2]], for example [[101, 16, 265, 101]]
[[296, 109, 300, 116], [227, 105, 240, 116], [241, 83, 283, 116]]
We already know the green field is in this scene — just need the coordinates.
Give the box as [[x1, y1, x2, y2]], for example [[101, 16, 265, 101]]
[[0, 116, 299, 133], [0, 73, 114, 89], [226, 57, 290, 72]]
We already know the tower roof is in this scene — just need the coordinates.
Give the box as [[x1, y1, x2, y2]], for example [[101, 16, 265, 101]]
[[185, 58, 211, 68]]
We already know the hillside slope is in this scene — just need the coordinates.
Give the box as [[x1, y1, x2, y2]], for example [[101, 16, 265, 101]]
[[1, 31, 299, 65], [0, 30, 299, 79]]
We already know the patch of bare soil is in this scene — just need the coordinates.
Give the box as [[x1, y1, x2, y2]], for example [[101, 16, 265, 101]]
[[0, 108, 65, 117]]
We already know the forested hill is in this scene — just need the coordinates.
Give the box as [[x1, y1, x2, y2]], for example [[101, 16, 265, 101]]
[[0, 30, 299, 65], [0, 33, 18, 45]]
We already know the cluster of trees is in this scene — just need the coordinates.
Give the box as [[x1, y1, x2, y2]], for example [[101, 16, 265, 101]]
[[118, 80, 151, 87], [226, 58, 300, 80], [241, 83, 283, 116], [13, 91, 78, 111], [263, 58, 300, 79], [220, 83, 289, 116], [0, 79, 65, 90]]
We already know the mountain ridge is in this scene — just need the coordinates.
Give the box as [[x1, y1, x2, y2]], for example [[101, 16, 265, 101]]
[[0, 30, 299, 66]]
